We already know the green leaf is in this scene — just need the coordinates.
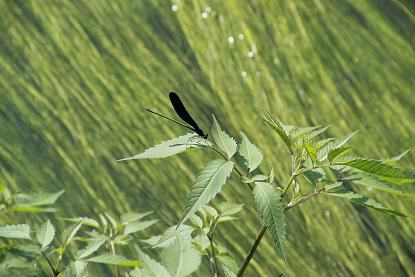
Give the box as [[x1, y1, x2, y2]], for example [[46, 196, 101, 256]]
[[63, 261, 88, 277], [118, 133, 209, 161], [343, 158, 415, 184], [189, 214, 203, 228], [121, 212, 153, 225], [152, 225, 195, 248], [324, 181, 343, 191], [60, 217, 100, 229], [124, 220, 158, 235], [77, 236, 108, 259], [303, 168, 325, 185], [289, 125, 321, 139], [317, 131, 358, 161], [86, 253, 140, 267], [63, 219, 85, 247], [268, 168, 275, 183], [211, 115, 237, 159], [161, 235, 201, 277], [328, 147, 352, 162], [239, 132, 263, 172], [218, 255, 239, 277], [253, 182, 287, 264], [302, 126, 329, 140], [178, 159, 233, 227], [192, 234, 210, 251], [36, 220, 55, 249], [324, 188, 406, 216], [304, 142, 317, 162], [385, 150, 410, 164], [263, 110, 292, 154], [0, 224, 31, 240], [345, 174, 415, 196], [136, 246, 171, 276], [13, 190, 65, 209], [218, 202, 244, 217]]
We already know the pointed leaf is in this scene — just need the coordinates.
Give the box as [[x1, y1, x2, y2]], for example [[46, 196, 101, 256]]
[[152, 225, 195, 248], [385, 150, 410, 164], [324, 188, 406, 216], [77, 237, 108, 259], [178, 159, 233, 227], [0, 224, 31, 240], [328, 147, 352, 162], [303, 168, 325, 185], [317, 131, 358, 161], [63, 261, 88, 277], [304, 142, 317, 162], [218, 255, 239, 277], [289, 125, 321, 139], [36, 220, 55, 249], [239, 132, 263, 172], [86, 253, 140, 267], [218, 203, 244, 217], [124, 220, 158, 235], [136, 247, 171, 276], [118, 133, 209, 161], [121, 212, 153, 225], [60, 217, 100, 229], [161, 235, 201, 277], [344, 158, 415, 183], [211, 115, 237, 159], [253, 182, 287, 264], [345, 173, 415, 196], [63, 219, 85, 247], [263, 110, 292, 154], [13, 190, 64, 207]]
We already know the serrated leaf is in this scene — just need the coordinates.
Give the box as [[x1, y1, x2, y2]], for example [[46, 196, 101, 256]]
[[239, 132, 263, 172], [324, 181, 343, 191], [121, 212, 153, 225], [36, 220, 55, 249], [315, 138, 335, 150], [218, 203, 244, 217], [253, 182, 287, 264], [0, 224, 31, 240], [302, 126, 329, 140], [60, 217, 100, 229], [211, 115, 237, 159], [152, 225, 195, 248], [118, 133, 209, 161], [343, 158, 415, 184], [218, 255, 239, 277], [86, 253, 140, 267], [178, 159, 234, 227], [304, 142, 317, 162], [317, 131, 358, 161], [13, 190, 64, 207], [192, 234, 210, 251], [328, 147, 352, 162], [77, 237, 108, 259], [268, 168, 275, 183], [63, 261, 88, 277], [385, 150, 410, 164], [324, 188, 406, 216], [345, 173, 415, 196], [189, 214, 203, 228], [161, 234, 201, 277], [124, 220, 158, 235], [289, 125, 321, 139], [303, 168, 325, 185], [201, 205, 218, 218], [263, 110, 292, 154], [63, 219, 85, 247], [136, 246, 170, 276]]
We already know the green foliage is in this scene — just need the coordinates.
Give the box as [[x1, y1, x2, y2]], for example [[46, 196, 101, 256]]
[[36, 220, 55, 250], [239, 132, 263, 172], [253, 182, 287, 264], [85, 253, 140, 267], [118, 133, 210, 161], [178, 159, 234, 227], [211, 115, 237, 159], [0, 224, 31, 240], [263, 110, 293, 154]]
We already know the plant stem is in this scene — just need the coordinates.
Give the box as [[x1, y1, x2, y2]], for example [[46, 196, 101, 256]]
[[207, 233, 220, 277], [41, 251, 59, 277], [237, 188, 325, 276], [236, 224, 267, 276], [110, 240, 120, 277]]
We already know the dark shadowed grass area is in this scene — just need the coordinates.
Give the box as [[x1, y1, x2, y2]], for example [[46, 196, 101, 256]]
[[1, 0, 414, 275]]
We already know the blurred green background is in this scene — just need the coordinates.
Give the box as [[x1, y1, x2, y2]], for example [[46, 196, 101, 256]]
[[1, 0, 414, 276]]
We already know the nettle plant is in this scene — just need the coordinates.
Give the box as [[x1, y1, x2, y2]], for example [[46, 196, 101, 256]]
[[119, 110, 415, 276]]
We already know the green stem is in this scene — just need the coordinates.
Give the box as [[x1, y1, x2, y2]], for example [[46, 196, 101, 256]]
[[236, 188, 325, 276], [207, 233, 220, 277]]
